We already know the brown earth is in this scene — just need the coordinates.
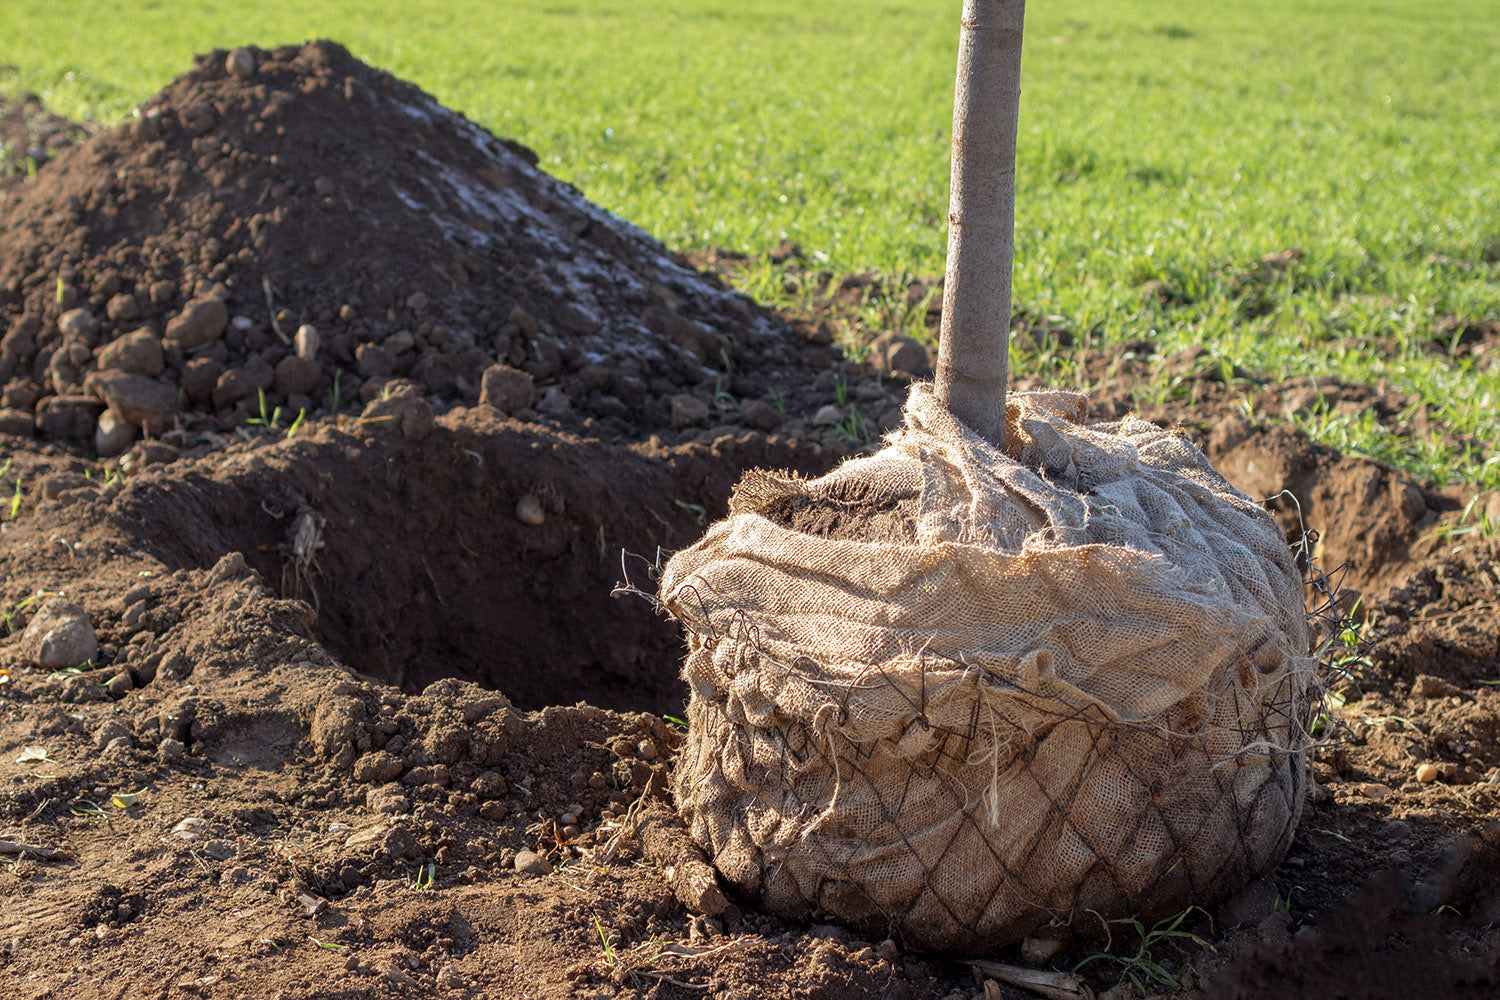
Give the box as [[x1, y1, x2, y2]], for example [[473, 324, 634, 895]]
[[3, 42, 1500, 1000], [0, 93, 91, 191]]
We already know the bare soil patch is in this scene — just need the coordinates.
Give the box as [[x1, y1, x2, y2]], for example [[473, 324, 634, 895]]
[[2, 43, 1499, 1000]]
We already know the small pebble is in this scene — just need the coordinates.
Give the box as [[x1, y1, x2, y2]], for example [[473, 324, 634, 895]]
[[296, 892, 327, 918], [813, 403, 843, 426], [95, 408, 138, 457], [172, 816, 208, 840], [20, 598, 98, 670], [1416, 762, 1439, 783], [58, 307, 93, 338], [515, 494, 545, 526], [535, 385, 571, 416], [295, 324, 320, 361], [105, 293, 140, 323], [1401, 484, 1427, 521], [226, 48, 256, 78], [1020, 933, 1068, 964], [513, 849, 549, 876], [344, 826, 387, 848], [670, 393, 709, 429], [93, 719, 131, 749]]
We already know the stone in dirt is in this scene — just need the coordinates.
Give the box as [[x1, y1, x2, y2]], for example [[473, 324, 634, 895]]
[[94, 327, 165, 376], [93, 408, 135, 455], [212, 358, 275, 409], [479, 364, 534, 413], [272, 354, 320, 396], [514, 494, 545, 526], [739, 397, 782, 431], [358, 390, 434, 441], [514, 849, 550, 876], [105, 294, 141, 324], [294, 324, 319, 362], [366, 785, 411, 815], [92, 719, 131, 749], [19, 598, 98, 669], [83, 370, 177, 432], [57, 307, 93, 339], [670, 393, 710, 429], [164, 297, 229, 350], [534, 385, 572, 417], [869, 330, 932, 377], [0, 407, 31, 436]]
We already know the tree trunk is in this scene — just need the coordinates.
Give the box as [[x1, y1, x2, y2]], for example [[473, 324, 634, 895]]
[[934, 0, 1025, 449]]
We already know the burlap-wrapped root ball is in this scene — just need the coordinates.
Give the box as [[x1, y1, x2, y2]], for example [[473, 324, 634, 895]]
[[660, 386, 1316, 952]]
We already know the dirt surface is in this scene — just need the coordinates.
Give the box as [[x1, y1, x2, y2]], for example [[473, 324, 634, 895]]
[[0, 94, 91, 192], [3, 43, 1500, 1000]]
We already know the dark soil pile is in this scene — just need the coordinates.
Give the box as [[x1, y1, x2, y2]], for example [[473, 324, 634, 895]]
[[0, 41, 894, 457]]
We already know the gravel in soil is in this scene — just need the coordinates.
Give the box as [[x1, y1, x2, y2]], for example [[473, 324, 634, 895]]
[[1, 43, 1499, 1000]]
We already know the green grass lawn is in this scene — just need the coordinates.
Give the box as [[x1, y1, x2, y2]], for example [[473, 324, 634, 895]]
[[2, 0, 1497, 489]]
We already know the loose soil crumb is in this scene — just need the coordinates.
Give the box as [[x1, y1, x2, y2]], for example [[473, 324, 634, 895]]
[[1, 44, 1498, 1000]]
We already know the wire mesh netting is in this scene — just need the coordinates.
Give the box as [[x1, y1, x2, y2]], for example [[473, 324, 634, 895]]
[[659, 386, 1319, 951]]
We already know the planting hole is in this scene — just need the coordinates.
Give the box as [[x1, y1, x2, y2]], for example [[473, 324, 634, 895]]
[[114, 420, 750, 713]]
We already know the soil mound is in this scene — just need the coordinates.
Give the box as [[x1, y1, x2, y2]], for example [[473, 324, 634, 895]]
[[0, 41, 841, 452]]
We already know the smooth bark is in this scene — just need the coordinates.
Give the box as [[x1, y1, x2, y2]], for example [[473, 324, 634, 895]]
[[934, 0, 1025, 448]]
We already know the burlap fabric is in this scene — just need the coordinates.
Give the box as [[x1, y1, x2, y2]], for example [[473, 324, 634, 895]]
[[660, 385, 1315, 951]]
